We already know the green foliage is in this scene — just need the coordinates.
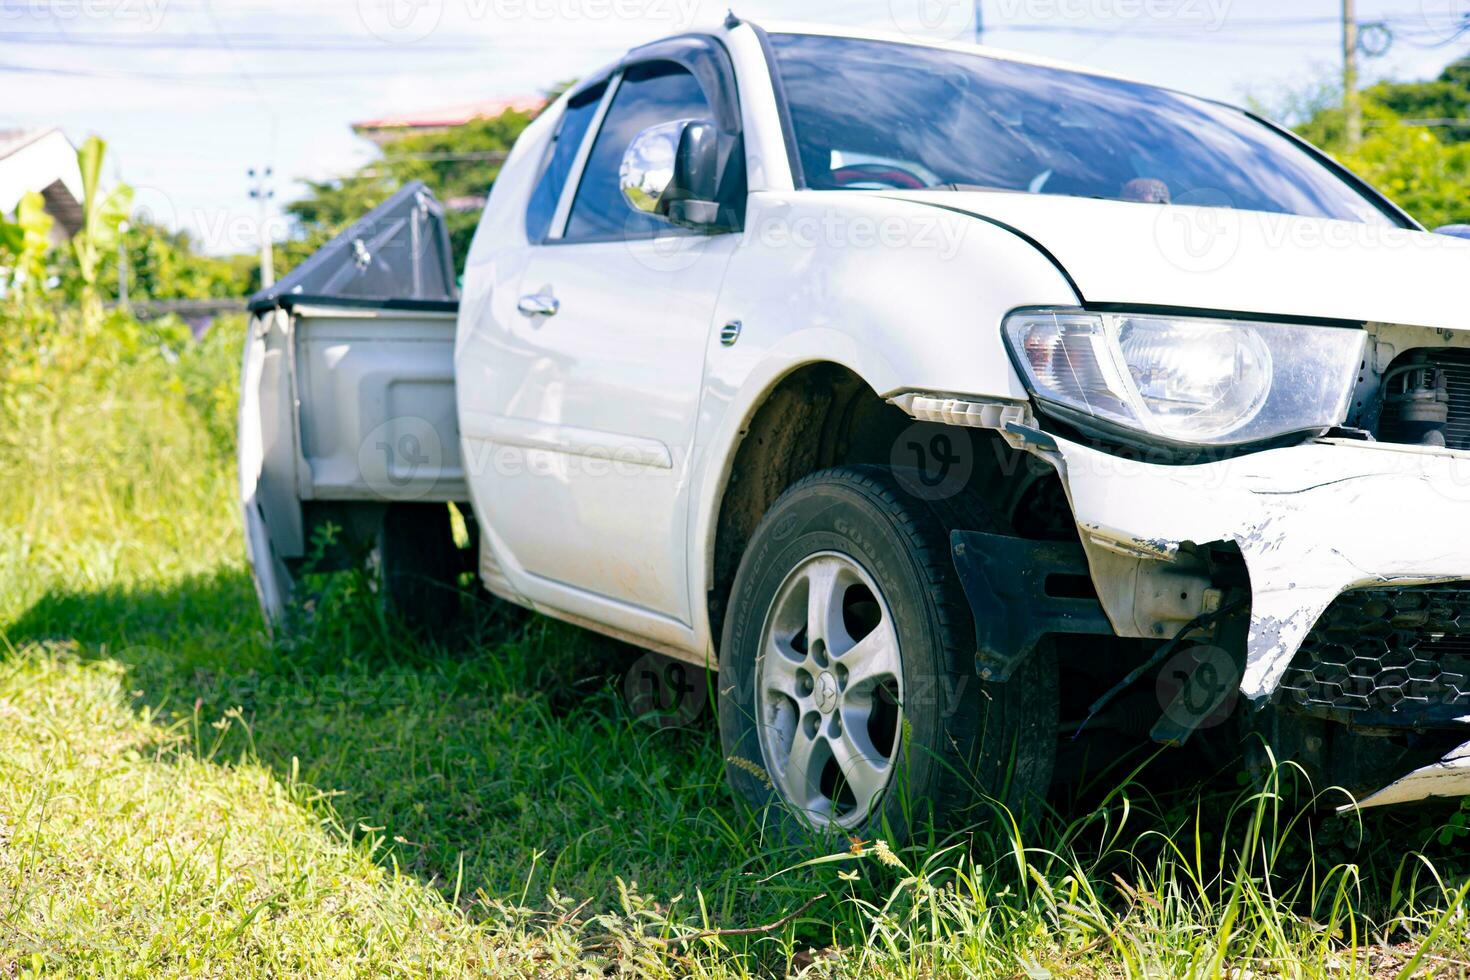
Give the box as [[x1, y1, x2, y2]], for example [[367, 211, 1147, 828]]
[[111, 217, 257, 301], [1293, 56, 1470, 229], [70, 135, 134, 323], [282, 108, 540, 276], [0, 190, 55, 303], [1371, 56, 1470, 144]]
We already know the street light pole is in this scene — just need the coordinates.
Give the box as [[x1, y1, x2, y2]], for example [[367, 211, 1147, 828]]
[[248, 166, 275, 290]]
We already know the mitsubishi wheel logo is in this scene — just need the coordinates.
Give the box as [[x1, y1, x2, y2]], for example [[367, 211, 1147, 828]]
[[816, 672, 839, 714]]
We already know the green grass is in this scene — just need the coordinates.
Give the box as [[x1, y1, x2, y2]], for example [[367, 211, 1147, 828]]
[[2, 311, 1469, 977]]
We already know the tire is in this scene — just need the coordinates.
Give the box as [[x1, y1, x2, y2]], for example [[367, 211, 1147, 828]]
[[718, 465, 1057, 842], [375, 503, 463, 634]]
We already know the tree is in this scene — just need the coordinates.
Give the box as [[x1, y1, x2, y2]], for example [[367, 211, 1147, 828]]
[[1292, 56, 1470, 229], [103, 218, 257, 301], [1369, 56, 1469, 144], [282, 106, 542, 277]]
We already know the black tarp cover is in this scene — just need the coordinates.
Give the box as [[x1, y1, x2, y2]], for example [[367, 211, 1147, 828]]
[[248, 181, 458, 313]]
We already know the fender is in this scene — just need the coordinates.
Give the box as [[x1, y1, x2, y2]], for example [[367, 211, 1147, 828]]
[[685, 192, 1081, 657]]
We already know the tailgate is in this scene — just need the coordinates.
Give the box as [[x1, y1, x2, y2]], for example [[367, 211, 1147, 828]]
[[238, 182, 463, 624]]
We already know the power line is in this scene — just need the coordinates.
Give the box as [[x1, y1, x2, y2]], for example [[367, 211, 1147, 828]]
[[0, 30, 489, 52], [0, 60, 437, 81]]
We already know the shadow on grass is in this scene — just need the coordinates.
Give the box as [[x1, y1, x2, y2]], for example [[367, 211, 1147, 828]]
[[7, 569, 1469, 934], [1, 569, 774, 912]]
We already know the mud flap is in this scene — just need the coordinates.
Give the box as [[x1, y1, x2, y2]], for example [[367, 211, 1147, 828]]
[[951, 530, 1115, 681]]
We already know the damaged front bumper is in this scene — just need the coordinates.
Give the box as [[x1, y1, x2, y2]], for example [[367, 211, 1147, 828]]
[[1050, 434, 1470, 808]]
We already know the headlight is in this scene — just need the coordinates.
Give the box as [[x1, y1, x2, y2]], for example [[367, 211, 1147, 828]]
[[1003, 309, 1366, 448]]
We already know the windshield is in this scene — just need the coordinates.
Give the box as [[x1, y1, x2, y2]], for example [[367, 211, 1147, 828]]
[[768, 33, 1402, 226]]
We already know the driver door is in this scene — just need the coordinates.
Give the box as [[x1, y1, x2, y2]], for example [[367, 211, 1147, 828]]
[[472, 59, 739, 634]]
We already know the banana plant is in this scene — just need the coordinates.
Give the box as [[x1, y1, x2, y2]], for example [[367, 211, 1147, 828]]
[[0, 190, 54, 303], [71, 135, 133, 325]]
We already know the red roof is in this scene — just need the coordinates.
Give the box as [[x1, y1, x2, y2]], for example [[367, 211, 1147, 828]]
[[352, 96, 545, 131]]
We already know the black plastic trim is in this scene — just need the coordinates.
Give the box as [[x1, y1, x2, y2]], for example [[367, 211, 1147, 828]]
[[1243, 110, 1420, 231], [1031, 399, 1334, 466], [555, 32, 748, 244], [249, 294, 460, 316], [748, 23, 806, 190], [1084, 301, 1369, 332], [951, 530, 1115, 682]]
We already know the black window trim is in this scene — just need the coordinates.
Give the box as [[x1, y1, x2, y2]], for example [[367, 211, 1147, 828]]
[[546, 32, 747, 248], [524, 78, 613, 245], [547, 72, 623, 242]]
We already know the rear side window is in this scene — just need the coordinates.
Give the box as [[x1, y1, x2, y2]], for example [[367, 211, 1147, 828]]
[[524, 83, 605, 243], [564, 62, 711, 243]]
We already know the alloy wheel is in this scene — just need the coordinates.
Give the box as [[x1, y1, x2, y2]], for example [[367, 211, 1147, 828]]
[[755, 552, 904, 828]]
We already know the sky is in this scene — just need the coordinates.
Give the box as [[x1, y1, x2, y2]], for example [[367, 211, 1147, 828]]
[[3, 0, 1467, 254]]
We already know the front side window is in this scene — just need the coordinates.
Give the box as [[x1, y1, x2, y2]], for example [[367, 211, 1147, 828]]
[[525, 82, 605, 243], [768, 33, 1403, 227], [565, 61, 712, 242]]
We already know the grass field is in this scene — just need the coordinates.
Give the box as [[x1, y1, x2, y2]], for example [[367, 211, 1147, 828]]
[[2, 312, 1469, 978]]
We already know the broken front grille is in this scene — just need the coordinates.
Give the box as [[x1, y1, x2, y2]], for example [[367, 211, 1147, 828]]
[[1376, 348, 1470, 449], [1279, 585, 1470, 727]]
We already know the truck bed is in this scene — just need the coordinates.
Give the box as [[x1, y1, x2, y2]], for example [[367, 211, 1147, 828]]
[[238, 183, 465, 624]]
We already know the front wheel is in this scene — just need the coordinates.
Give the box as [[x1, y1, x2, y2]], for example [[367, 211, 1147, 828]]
[[718, 466, 1057, 841]]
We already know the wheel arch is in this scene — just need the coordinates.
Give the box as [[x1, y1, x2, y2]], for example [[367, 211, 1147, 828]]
[[694, 360, 1080, 663], [698, 359, 901, 657]]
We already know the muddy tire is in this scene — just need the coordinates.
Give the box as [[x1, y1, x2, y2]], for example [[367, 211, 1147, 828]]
[[718, 465, 1057, 843], [375, 503, 463, 634]]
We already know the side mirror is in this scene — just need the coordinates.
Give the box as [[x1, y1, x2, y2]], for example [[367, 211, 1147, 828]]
[[1434, 225, 1470, 240], [620, 118, 723, 230]]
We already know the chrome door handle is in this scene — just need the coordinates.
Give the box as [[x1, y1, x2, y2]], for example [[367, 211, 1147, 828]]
[[517, 292, 560, 318]]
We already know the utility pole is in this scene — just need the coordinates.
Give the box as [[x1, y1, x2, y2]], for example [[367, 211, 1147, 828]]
[[1342, 0, 1361, 150], [975, 0, 985, 44], [117, 220, 129, 310], [248, 166, 275, 290]]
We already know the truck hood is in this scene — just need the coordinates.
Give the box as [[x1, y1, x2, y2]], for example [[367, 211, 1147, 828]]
[[889, 191, 1470, 330]]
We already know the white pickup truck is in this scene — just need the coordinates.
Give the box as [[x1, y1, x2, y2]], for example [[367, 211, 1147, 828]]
[[241, 20, 1470, 838]]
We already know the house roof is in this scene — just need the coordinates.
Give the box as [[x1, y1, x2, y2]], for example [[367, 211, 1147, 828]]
[[0, 127, 59, 163], [352, 96, 545, 133], [0, 127, 84, 230]]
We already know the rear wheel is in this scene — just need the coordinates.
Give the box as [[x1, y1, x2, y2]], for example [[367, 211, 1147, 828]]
[[374, 503, 464, 633], [719, 465, 1057, 841]]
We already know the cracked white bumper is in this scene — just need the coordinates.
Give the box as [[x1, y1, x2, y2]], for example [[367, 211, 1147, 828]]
[[1352, 743, 1470, 809], [1053, 435, 1470, 807]]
